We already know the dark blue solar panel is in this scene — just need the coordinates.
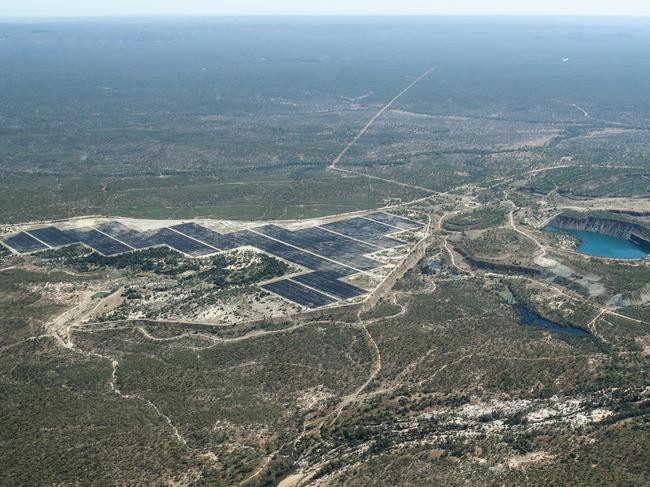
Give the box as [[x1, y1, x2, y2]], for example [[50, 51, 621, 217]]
[[152, 228, 217, 256], [364, 235, 406, 249], [95, 222, 164, 249], [256, 225, 382, 270], [2, 232, 49, 253], [365, 212, 423, 230], [262, 279, 336, 308], [228, 230, 355, 275], [320, 217, 398, 242], [292, 272, 366, 300], [27, 227, 77, 247], [170, 223, 237, 250], [64, 228, 133, 256]]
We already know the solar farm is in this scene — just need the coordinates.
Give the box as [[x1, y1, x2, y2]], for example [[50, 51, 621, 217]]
[[1, 212, 423, 310]]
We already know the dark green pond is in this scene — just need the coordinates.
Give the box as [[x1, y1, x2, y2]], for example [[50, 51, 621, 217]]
[[516, 305, 588, 336]]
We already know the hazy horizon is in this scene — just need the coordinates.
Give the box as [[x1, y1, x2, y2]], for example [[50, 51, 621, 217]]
[[3, 0, 650, 19]]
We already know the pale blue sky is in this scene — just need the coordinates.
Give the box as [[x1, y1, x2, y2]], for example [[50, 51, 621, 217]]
[[2, 0, 650, 18]]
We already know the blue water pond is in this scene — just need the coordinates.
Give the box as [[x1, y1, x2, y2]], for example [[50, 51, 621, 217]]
[[546, 225, 648, 260]]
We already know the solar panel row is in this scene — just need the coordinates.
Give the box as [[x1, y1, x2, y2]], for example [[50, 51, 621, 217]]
[[3, 223, 224, 257], [95, 223, 220, 256], [64, 228, 133, 256], [27, 227, 76, 247], [2, 232, 49, 253], [95, 221, 163, 249], [256, 225, 382, 271], [153, 228, 217, 257], [362, 235, 406, 249], [365, 212, 423, 230], [262, 279, 336, 309], [1, 217, 400, 308], [292, 271, 366, 300], [320, 217, 399, 243], [58, 229, 123, 255], [170, 223, 238, 250], [229, 230, 356, 276]]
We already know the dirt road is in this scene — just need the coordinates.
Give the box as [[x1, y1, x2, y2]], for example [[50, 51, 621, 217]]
[[329, 67, 434, 171]]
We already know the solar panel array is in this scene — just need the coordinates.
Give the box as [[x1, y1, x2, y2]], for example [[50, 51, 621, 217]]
[[1, 212, 423, 309]]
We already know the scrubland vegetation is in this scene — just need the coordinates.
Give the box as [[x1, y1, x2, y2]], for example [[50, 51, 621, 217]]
[[1, 17, 649, 487]]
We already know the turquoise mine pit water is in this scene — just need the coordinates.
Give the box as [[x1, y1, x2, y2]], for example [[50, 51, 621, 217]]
[[546, 226, 648, 260]]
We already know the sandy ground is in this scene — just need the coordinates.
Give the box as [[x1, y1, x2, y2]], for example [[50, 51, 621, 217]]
[[553, 196, 650, 214], [7, 209, 423, 238], [534, 255, 606, 296], [277, 474, 305, 487], [46, 285, 125, 346], [507, 451, 555, 469]]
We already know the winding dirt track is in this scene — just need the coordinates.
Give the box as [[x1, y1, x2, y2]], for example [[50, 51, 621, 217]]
[[506, 200, 546, 258]]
